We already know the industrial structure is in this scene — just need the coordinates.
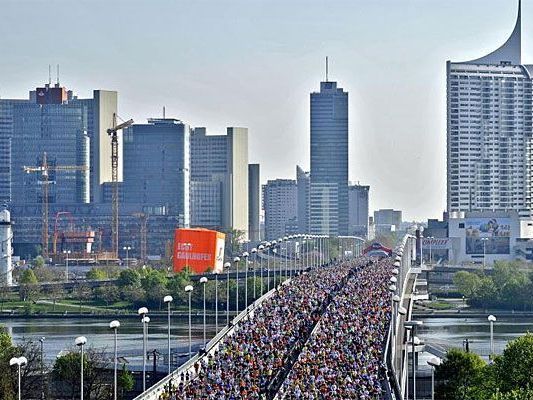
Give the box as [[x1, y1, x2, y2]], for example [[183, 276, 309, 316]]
[[0, 207, 13, 286]]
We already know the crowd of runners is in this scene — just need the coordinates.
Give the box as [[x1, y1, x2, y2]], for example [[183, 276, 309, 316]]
[[158, 256, 394, 400]]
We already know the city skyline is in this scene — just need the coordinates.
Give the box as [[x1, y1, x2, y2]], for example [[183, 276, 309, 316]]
[[0, 0, 529, 220]]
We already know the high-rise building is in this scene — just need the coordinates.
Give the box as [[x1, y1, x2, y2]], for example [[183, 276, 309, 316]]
[[447, 2, 533, 217], [123, 118, 190, 225], [262, 179, 298, 240], [296, 165, 310, 234], [348, 184, 369, 238], [0, 83, 117, 205], [190, 127, 249, 238], [309, 79, 349, 235], [248, 164, 260, 241], [374, 209, 402, 234]]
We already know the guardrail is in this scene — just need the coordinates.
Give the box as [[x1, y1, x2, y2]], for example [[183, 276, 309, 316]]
[[133, 281, 285, 400]]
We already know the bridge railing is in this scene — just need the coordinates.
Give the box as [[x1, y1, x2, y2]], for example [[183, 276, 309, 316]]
[[382, 234, 418, 400], [133, 282, 284, 400]]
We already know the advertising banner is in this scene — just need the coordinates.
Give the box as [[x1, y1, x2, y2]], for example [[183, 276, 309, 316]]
[[173, 228, 226, 273], [465, 218, 510, 255], [421, 238, 450, 250]]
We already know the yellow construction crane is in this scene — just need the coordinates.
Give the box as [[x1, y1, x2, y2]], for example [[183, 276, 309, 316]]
[[23, 152, 88, 259], [107, 114, 133, 258]]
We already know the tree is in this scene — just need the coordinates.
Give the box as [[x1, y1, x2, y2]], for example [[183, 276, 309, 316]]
[[454, 271, 482, 298], [493, 333, 533, 393], [86, 268, 107, 281], [95, 286, 120, 307], [32, 256, 45, 268], [118, 365, 134, 398], [435, 348, 487, 400], [490, 388, 533, 400], [19, 269, 40, 302], [117, 269, 141, 288], [141, 269, 168, 308], [53, 347, 110, 400]]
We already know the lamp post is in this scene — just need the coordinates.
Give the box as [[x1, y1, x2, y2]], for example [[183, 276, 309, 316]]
[[427, 357, 441, 400], [225, 262, 231, 325], [251, 248, 257, 299], [242, 252, 249, 308], [481, 237, 489, 271], [75, 336, 87, 400], [265, 242, 271, 291], [283, 236, 288, 280], [63, 250, 71, 282], [200, 277, 208, 345], [420, 235, 424, 266], [185, 285, 193, 357], [109, 320, 120, 400], [39, 336, 45, 400], [405, 321, 423, 400], [258, 245, 264, 295], [427, 237, 434, 266], [138, 307, 149, 391], [214, 271, 219, 333], [163, 296, 173, 374], [10, 356, 27, 400], [233, 256, 240, 313], [488, 314, 497, 358], [271, 242, 277, 288], [122, 246, 131, 268]]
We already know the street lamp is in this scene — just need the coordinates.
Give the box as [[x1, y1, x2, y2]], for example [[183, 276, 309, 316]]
[[185, 285, 194, 357], [74, 336, 87, 400], [242, 252, 249, 309], [122, 246, 132, 268], [39, 336, 45, 400], [251, 248, 257, 299], [270, 241, 277, 288], [258, 245, 264, 295], [233, 256, 240, 314], [283, 236, 289, 280], [109, 320, 120, 400], [138, 307, 149, 391], [214, 270, 219, 333], [225, 262, 231, 325], [488, 314, 497, 358], [200, 277, 208, 345], [63, 250, 71, 282], [405, 321, 423, 400], [481, 237, 489, 271], [427, 357, 441, 400], [10, 356, 27, 400], [265, 242, 271, 292], [163, 295, 173, 374]]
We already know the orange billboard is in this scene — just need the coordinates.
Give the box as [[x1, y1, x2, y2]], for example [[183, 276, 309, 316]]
[[173, 228, 225, 274]]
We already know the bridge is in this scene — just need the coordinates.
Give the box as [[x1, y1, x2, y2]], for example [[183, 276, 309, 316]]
[[131, 234, 423, 400]]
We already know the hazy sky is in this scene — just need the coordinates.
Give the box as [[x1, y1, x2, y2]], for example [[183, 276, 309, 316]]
[[0, 0, 527, 221]]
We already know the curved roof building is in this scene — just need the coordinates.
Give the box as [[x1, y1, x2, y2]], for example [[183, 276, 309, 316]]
[[447, 1, 533, 217]]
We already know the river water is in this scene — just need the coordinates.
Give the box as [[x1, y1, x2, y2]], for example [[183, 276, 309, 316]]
[[1, 315, 218, 369], [3, 314, 532, 369], [417, 315, 533, 363]]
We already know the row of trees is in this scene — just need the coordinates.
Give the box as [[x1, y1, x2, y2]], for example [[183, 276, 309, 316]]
[[0, 327, 134, 400], [453, 261, 533, 310], [436, 333, 533, 399]]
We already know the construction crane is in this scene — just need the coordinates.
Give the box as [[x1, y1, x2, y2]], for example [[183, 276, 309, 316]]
[[107, 114, 133, 258], [133, 212, 149, 261], [23, 152, 88, 259]]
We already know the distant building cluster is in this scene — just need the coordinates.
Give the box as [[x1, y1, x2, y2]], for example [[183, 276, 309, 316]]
[[1, 63, 380, 260]]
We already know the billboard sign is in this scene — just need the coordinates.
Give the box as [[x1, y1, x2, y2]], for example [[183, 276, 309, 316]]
[[173, 228, 226, 273], [465, 218, 511, 255], [421, 238, 450, 250]]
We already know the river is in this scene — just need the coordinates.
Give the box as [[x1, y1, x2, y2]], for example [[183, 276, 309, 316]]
[[1, 315, 218, 369]]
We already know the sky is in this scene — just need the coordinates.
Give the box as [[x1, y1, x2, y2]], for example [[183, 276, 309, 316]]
[[0, 0, 528, 221]]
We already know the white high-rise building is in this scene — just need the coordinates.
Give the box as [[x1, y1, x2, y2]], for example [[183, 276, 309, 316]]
[[447, 1, 533, 217]]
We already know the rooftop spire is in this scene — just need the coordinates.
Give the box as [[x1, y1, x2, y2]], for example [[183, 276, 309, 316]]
[[325, 56, 329, 82], [465, 0, 521, 65]]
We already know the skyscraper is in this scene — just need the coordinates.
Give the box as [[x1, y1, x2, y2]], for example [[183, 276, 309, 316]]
[[190, 127, 249, 238], [123, 118, 190, 226], [348, 184, 369, 238], [447, 2, 532, 217], [296, 165, 310, 234], [309, 76, 349, 235], [0, 83, 117, 205], [262, 179, 298, 240], [248, 164, 261, 241]]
